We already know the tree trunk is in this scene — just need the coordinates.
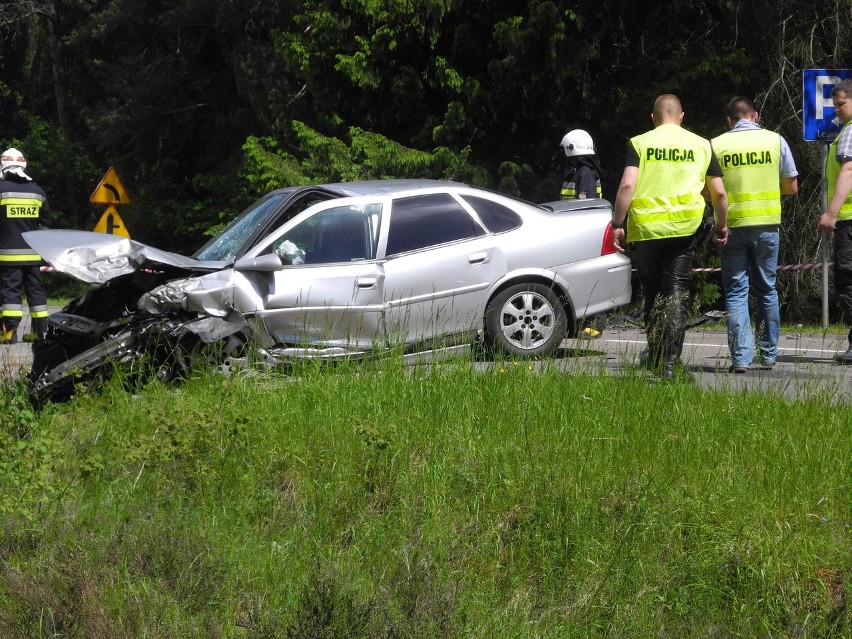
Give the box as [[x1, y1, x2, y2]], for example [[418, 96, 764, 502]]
[[43, 0, 72, 142]]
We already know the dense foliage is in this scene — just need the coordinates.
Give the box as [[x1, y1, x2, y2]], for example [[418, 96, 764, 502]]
[[1, 0, 851, 317]]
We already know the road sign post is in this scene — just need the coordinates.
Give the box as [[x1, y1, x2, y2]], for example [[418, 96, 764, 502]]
[[803, 69, 852, 327], [821, 144, 829, 329]]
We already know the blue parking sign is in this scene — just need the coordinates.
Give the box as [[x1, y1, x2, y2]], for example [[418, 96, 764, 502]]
[[803, 69, 852, 141]]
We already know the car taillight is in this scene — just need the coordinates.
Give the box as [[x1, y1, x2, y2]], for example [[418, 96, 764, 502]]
[[601, 222, 618, 255]]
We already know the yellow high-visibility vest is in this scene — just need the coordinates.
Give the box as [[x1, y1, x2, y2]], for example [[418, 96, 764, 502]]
[[711, 128, 781, 227], [628, 123, 710, 242], [826, 122, 852, 222]]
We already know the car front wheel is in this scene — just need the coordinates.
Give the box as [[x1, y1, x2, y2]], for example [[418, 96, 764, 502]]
[[484, 283, 568, 357]]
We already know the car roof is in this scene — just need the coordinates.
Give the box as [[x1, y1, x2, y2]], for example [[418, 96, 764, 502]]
[[261, 179, 560, 216], [268, 179, 470, 199]]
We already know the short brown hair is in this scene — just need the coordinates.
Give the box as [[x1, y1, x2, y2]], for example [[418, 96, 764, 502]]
[[831, 79, 852, 98], [725, 96, 757, 121]]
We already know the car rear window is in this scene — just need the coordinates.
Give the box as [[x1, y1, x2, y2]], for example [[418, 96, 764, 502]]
[[461, 195, 523, 233], [385, 193, 483, 255]]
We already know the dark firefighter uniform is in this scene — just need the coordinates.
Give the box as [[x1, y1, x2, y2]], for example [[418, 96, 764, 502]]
[[560, 163, 602, 200], [0, 175, 52, 343]]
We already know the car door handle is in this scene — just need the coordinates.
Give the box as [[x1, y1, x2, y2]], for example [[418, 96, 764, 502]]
[[356, 277, 379, 290], [468, 252, 490, 265]]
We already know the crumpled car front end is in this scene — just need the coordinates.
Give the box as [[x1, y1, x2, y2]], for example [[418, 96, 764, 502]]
[[23, 230, 248, 405]]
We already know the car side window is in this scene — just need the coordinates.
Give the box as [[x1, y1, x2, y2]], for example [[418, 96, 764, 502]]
[[385, 193, 483, 256], [272, 204, 381, 265], [461, 195, 523, 233]]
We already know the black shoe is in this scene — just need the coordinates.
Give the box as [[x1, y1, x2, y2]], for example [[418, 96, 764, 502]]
[[728, 365, 748, 374], [639, 348, 663, 370], [834, 347, 852, 364], [658, 359, 693, 383]]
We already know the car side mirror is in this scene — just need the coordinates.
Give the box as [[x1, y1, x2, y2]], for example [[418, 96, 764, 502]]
[[233, 253, 284, 272]]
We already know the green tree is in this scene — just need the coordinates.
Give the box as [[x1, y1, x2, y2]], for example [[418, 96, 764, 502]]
[[2, 0, 852, 319]]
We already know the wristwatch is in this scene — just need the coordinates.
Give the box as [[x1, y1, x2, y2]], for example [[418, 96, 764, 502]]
[[611, 219, 626, 229]]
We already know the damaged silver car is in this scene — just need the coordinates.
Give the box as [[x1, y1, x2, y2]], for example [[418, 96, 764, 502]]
[[24, 179, 632, 403]]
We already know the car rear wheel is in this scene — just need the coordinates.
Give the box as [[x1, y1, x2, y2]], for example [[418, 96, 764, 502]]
[[484, 283, 567, 357]]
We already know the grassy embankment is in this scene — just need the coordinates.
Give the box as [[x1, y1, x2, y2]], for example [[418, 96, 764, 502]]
[[0, 353, 849, 638]]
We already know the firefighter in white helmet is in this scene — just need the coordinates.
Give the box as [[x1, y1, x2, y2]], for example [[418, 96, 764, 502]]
[[560, 129, 603, 200], [559, 130, 606, 338], [0, 148, 52, 344]]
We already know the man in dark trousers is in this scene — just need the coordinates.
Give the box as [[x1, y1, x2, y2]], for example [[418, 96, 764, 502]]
[[611, 95, 728, 380], [818, 79, 852, 364], [0, 148, 52, 344]]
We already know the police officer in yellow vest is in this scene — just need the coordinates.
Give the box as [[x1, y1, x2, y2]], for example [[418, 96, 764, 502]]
[[612, 94, 728, 380], [712, 97, 798, 373], [0, 148, 52, 344], [818, 78, 852, 364]]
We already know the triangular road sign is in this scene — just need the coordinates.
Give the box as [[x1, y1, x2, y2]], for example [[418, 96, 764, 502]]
[[90, 167, 132, 205], [93, 205, 130, 237]]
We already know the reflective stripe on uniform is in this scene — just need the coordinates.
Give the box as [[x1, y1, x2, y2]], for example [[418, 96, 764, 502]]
[[561, 180, 602, 200], [0, 191, 46, 203], [0, 248, 42, 263], [727, 190, 781, 202], [627, 195, 705, 238], [0, 253, 42, 262]]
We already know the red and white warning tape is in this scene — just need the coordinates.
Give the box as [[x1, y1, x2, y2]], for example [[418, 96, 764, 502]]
[[691, 262, 832, 273]]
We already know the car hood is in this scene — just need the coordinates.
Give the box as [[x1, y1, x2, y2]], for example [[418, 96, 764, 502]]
[[23, 230, 225, 285]]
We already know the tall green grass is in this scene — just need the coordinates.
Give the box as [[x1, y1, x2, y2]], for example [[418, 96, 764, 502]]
[[0, 357, 849, 637]]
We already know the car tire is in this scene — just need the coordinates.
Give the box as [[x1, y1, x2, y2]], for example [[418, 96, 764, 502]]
[[154, 331, 248, 382], [27, 336, 81, 406], [484, 283, 567, 357]]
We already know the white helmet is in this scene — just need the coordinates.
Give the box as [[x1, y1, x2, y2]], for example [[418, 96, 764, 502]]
[[560, 129, 595, 157], [0, 148, 31, 180]]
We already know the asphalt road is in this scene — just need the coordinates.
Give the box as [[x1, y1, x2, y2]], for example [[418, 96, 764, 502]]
[[3, 308, 851, 403], [554, 325, 852, 401]]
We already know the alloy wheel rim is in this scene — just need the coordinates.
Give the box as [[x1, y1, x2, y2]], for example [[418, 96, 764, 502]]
[[499, 291, 555, 350]]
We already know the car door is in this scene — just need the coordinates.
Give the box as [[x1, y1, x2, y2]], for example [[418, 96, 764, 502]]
[[239, 202, 386, 349], [379, 192, 503, 346]]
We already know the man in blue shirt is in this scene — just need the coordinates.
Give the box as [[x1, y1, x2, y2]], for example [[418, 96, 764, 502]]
[[712, 97, 798, 373]]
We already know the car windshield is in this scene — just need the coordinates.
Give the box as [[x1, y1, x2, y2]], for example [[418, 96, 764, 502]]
[[194, 192, 288, 262]]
